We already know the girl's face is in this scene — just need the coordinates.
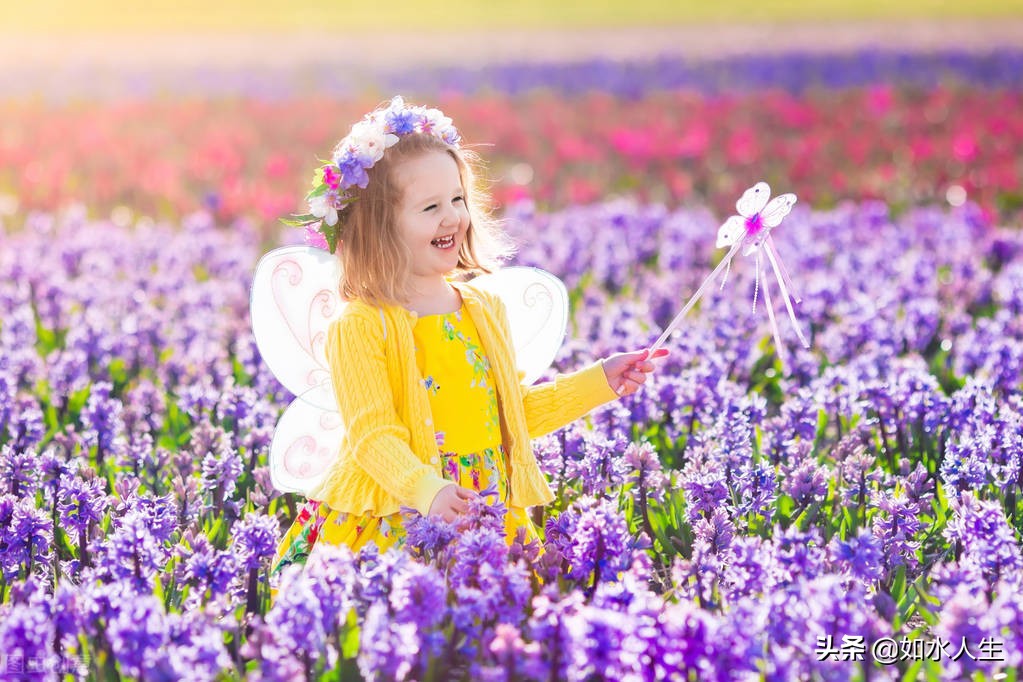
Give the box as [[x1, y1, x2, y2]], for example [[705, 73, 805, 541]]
[[394, 150, 470, 283]]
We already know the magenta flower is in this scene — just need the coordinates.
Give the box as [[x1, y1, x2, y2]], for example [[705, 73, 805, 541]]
[[321, 164, 341, 190]]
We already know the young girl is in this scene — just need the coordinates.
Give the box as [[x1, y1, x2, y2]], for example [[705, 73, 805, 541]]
[[270, 97, 666, 576]]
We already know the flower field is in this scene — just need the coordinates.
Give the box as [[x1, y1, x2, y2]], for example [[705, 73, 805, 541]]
[[2, 43, 1023, 681]]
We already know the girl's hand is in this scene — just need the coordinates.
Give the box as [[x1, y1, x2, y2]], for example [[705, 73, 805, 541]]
[[428, 484, 479, 522], [601, 348, 669, 398]]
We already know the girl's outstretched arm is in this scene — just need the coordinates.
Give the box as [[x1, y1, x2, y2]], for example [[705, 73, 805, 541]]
[[489, 295, 668, 439]]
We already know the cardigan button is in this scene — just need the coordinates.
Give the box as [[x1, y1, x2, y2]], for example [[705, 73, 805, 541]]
[[431, 456, 439, 464]]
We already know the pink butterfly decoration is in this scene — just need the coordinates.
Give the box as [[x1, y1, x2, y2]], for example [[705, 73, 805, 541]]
[[650, 181, 809, 368]]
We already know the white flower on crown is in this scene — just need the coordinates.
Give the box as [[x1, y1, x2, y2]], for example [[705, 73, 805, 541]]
[[421, 107, 454, 136], [340, 119, 398, 166], [309, 191, 339, 226]]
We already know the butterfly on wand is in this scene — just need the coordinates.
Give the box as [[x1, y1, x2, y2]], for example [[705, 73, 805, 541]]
[[649, 181, 810, 367]]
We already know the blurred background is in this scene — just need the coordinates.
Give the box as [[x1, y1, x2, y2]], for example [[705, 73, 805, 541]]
[[1, 1, 1022, 238]]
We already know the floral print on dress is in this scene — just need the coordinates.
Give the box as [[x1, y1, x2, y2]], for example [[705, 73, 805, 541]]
[[439, 315, 500, 438]]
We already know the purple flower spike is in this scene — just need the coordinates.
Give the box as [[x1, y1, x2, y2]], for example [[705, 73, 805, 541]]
[[231, 512, 280, 571]]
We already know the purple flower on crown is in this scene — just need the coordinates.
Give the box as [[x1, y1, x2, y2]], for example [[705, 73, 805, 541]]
[[336, 151, 371, 190], [385, 107, 419, 136]]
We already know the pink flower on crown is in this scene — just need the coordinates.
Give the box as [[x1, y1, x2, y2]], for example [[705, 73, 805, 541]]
[[322, 165, 341, 190], [304, 226, 328, 249]]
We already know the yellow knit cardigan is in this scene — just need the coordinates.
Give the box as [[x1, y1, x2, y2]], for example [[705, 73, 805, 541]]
[[307, 279, 620, 517]]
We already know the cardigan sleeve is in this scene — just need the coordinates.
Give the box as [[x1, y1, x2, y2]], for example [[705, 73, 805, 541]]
[[317, 313, 452, 515], [491, 292, 619, 439]]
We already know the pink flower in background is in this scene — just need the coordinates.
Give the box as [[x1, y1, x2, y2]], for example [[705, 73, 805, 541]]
[[555, 135, 599, 162], [670, 123, 710, 158], [867, 85, 894, 116], [910, 136, 934, 162], [264, 153, 292, 179], [726, 127, 758, 165], [609, 128, 656, 163], [567, 178, 600, 204], [2, 88, 1021, 226], [952, 132, 978, 162]]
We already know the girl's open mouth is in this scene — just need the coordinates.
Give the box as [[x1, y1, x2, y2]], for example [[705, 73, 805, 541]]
[[431, 235, 455, 249]]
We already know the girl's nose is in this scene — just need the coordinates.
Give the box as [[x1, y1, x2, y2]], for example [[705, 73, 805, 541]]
[[440, 203, 460, 226]]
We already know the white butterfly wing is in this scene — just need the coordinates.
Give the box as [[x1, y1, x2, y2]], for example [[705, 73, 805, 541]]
[[250, 245, 344, 410], [716, 215, 746, 249], [760, 193, 797, 228], [268, 384, 344, 495], [471, 267, 569, 385], [736, 181, 771, 217]]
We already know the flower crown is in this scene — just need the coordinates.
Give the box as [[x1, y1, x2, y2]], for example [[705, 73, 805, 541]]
[[282, 96, 461, 253]]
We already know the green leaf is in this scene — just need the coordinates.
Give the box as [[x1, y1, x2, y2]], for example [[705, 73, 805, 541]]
[[108, 358, 128, 386], [279, 214, 317, 228], [325, 224, 339, 253], [890, 564, 907, 602], [340, 607, 360, 658], [901, 659, 924, 682], [66, 385, 91, 419]]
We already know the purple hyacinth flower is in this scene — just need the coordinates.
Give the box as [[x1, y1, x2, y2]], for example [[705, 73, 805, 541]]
[[80, 381, 125, 458], [358, 601, 421, 680], [57, 473, 111, 537], [945, 492, 1023, 588], [1, 497, 52, 580], [828, 527, 885, 582], [105, 594, 170, 679], [232, 512, 281, 571], [0, 600, 60, 679], [0, 443, 41, 497]]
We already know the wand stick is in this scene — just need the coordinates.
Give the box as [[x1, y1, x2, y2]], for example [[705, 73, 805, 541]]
[[648, 240, 742, 353]]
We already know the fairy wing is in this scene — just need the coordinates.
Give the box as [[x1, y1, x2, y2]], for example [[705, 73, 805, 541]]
[[251, 245, 346, 495], [470, 267, 569, 385], [250, 245, 343, 410], [267, 384, 344, 494]]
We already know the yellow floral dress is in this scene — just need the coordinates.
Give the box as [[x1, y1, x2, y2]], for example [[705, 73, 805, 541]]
[[271, 304, 541, 577]]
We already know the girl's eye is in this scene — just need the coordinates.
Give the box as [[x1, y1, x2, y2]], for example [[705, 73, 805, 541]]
[[423, 204, 437, 212], [453, 196, 464, 203]]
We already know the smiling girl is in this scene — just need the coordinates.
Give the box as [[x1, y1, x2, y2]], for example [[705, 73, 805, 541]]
[[270, 98, 666, 576]]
